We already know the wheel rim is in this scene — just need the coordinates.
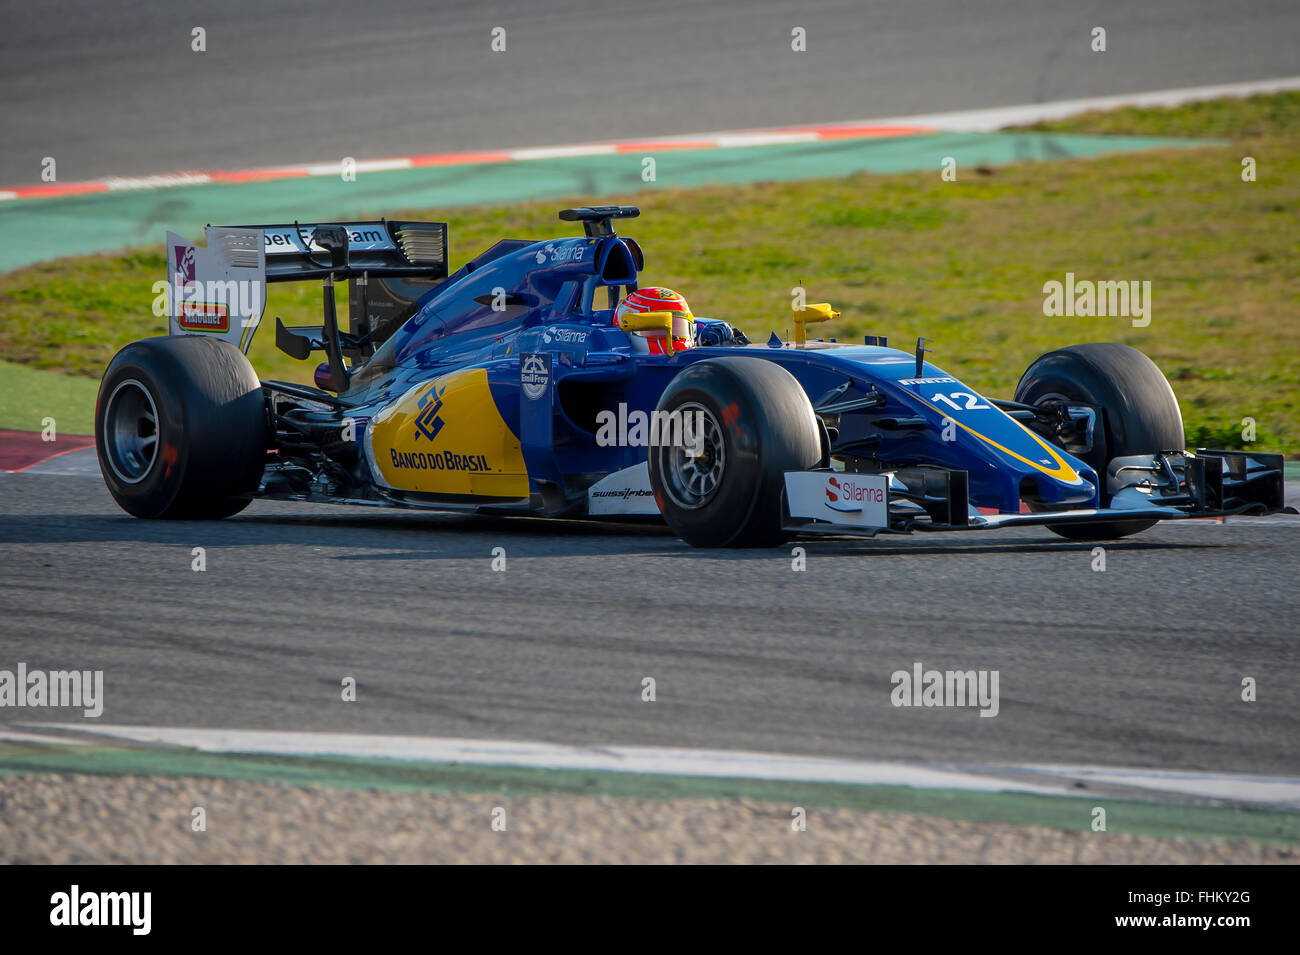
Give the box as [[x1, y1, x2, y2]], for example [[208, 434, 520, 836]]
[[658, 402, 725, 510], [103, 379, 160, 484]]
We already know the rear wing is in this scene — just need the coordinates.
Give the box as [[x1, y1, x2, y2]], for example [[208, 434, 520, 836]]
[[232, 220, 448, 282], [165, 220, 448, 353]]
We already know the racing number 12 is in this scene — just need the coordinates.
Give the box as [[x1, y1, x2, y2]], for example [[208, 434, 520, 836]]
[[929, 391, 990, 411]]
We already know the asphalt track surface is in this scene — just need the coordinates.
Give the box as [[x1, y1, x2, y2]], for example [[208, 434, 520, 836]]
[[2, 1, 1298, 793], [3, 0, 1300, 185], [2, 469, 1297, 777]]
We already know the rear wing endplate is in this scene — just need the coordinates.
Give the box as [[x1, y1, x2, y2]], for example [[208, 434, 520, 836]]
[[166, 220, 448, 353]]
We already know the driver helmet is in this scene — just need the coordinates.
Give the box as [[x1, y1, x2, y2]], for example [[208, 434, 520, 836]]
[[614, 287, 695, 354]]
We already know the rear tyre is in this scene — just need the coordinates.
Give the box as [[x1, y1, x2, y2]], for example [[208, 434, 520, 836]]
[[1014, 342, 1184, 541], [648, 357, 822, 547], [96, 336, 267, 519]]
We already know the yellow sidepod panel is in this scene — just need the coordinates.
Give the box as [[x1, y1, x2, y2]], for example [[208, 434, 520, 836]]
[[370, 368, 529, 498]]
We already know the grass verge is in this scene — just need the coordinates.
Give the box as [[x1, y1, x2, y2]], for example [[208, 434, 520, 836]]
[[1, 92, 1296, 449], [0, 359, 97, 434], [0, 742, 1296, 846]]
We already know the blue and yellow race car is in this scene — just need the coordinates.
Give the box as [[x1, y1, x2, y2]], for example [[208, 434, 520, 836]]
[[95, 206, 1286, 546]]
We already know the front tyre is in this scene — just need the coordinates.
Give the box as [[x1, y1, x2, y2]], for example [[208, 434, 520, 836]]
[[1015, 342, 1184, 541], [648, 357, 821, 547], [96, 336, 267, 519]]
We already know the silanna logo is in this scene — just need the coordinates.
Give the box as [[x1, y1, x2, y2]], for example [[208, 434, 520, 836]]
[[541, 326, 588, 345], [534, 243, 588, 266], [413, 384, 446, 441], [824, 475, 884, 512]]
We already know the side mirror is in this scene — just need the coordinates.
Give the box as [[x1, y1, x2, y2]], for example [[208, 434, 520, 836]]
[[619, 310, 679, 354], [792, 301, 839, 347]]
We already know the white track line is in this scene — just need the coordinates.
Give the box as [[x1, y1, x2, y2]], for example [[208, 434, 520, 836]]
[[303, 158, 413, 176], [6, 76, 1299, 202], [14, 724, 1300, 807], [104, 173, 213, 191], [842, 75, 1300, 133], [12, 724, 1060, 795], [1, 446, 100, 477], [991, 765, 1300, 807], [0, 728, 88, 746], [510, 144, 619, 161]]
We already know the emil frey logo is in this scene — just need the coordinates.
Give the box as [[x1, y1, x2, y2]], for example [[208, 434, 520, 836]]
[[521, 354, 550, 400], [824, 475, 884, 513]]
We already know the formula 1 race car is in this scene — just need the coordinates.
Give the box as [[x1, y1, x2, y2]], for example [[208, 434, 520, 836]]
[[95, 206, 1287, 546]]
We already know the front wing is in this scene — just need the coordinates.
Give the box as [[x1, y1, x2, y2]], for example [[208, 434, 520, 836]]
[[782, 450, 1290, 537]]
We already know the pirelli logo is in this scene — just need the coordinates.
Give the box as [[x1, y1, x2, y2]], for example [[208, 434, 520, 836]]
[[898, 376, 957, 385]]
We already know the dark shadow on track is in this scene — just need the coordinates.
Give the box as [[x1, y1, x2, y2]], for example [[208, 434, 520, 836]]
[[0, 510, 1233, 561], [774, 538, 1220, 558]]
